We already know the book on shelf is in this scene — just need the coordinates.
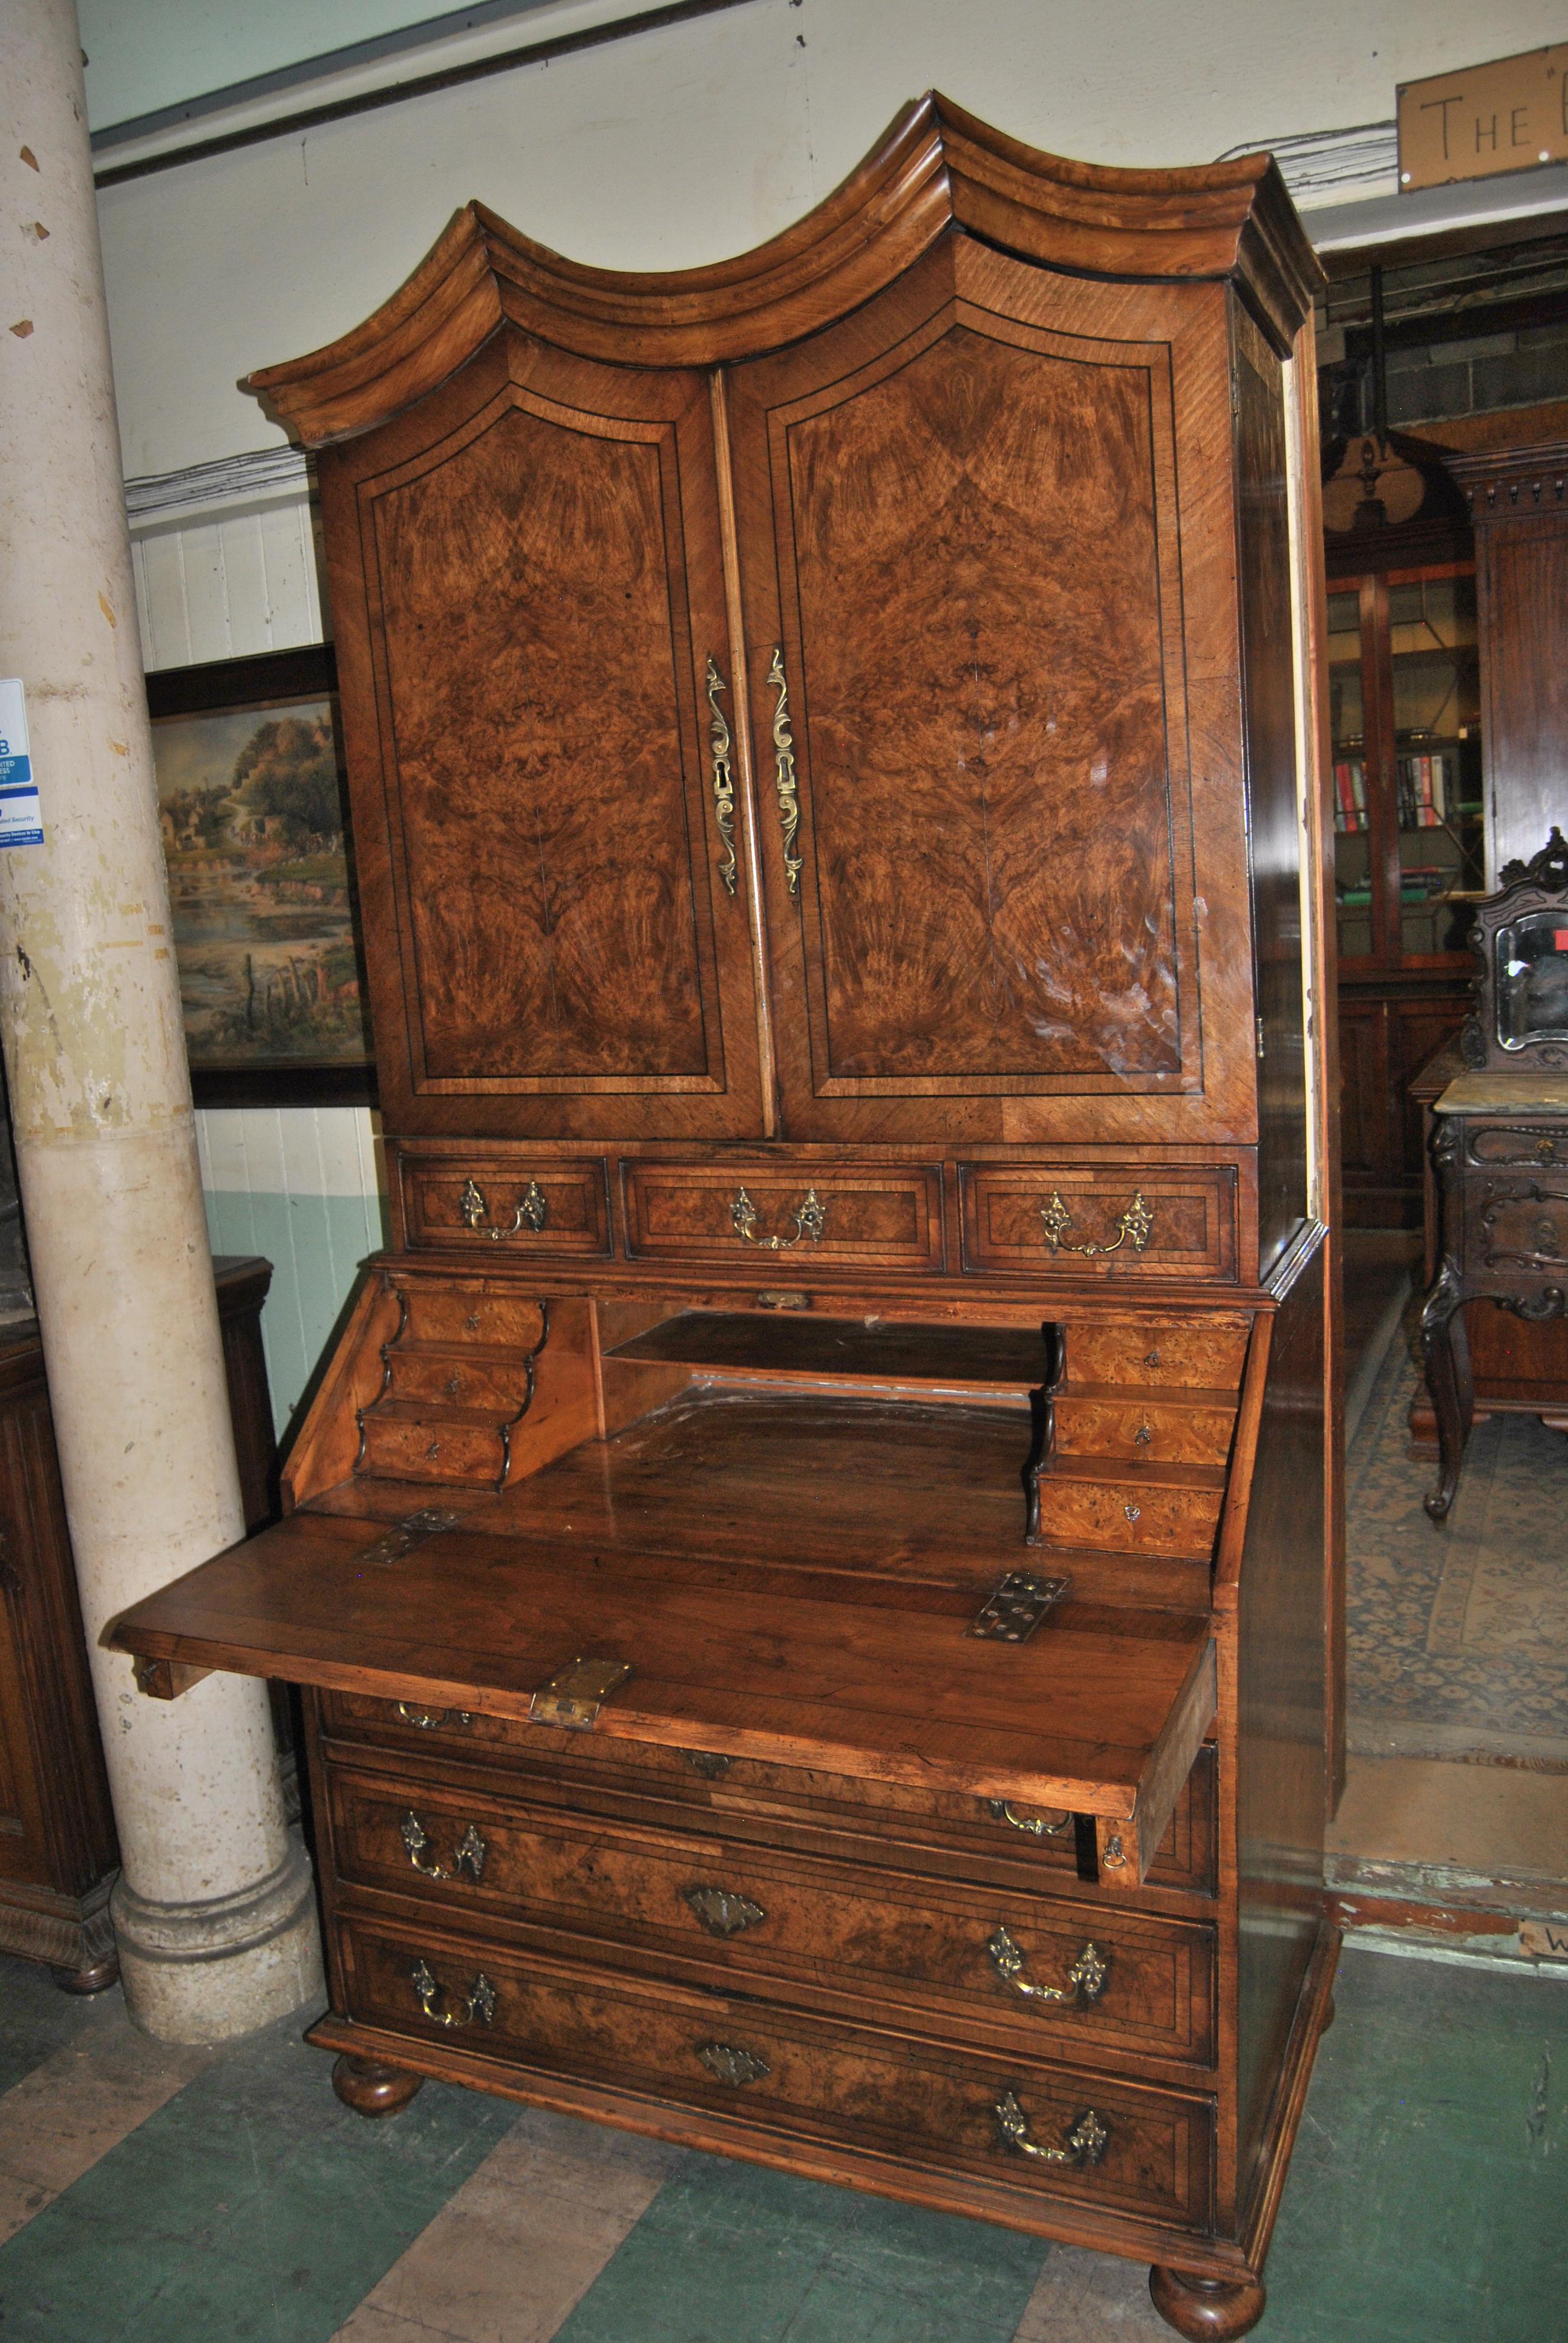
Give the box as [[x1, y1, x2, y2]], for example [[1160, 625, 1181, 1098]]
[[1332, 758, 1368, 833], [1396, 748, 1449, 830]]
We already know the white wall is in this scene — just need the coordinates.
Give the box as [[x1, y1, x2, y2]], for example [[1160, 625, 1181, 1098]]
[[100, 0, 1568, 477]]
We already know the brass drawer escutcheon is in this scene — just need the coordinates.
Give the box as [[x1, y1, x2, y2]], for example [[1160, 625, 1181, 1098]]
[[731, 1186, 826, 1251], [1039, 1190, 1154, 1257], [680, 1748, 733, 1778], [400, 1810, 487, 1883], [993, 2091, 1109, 2168], [985, 1925, 1109, 2006], [410, 1958, 496, 2030], [394, 1702, 472, 1731], [684, 1884, 766, 1937], [704, 655, 739, 897], [698, 2040, 770, 2088], [987, 1799, 1073, 1839], [459, 1176, 548, 1239]]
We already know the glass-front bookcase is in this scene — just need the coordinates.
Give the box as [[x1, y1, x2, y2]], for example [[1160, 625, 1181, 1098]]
[[1328, 562, 1486, 970]]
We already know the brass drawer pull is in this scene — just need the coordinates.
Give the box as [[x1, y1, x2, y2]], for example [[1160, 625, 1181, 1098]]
[[459, 1176, 547, 1239], [987, 1799, 1072, 1839], [684, 1884, 766, 1937], [394, 1702, 472, 1731], [731, 1186, 826, 1251], [680, 1748, 732, 1778], [410, 1958, 495, 2030], [993, 2091, 1109, 2167], [400, 1810, 487, 1883], [698, 2040, 769, 2087], [985, 1925, 1109, 2005], [766, 646, 803, 896], [1039, 1190, 1153, 1257], [704, 656, 739, 897]]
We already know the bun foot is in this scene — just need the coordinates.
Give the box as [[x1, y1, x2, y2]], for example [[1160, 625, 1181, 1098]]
[[51, 1954, 120, 1996], [332, 2054, 424, 2119], [1149, 2267, 1267, 2340]]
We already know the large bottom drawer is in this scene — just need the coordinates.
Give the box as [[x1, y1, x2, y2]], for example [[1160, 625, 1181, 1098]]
[[336, 1913, 1214, 2230], [327, 1762, 1215, 2068], [317, 1693, 1218, 1899]]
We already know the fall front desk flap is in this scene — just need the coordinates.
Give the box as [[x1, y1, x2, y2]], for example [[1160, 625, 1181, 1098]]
[[107, 1510, 1216, 1886]]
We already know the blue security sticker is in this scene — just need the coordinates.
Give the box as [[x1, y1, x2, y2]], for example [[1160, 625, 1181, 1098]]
[[0, 680, 43, 847]]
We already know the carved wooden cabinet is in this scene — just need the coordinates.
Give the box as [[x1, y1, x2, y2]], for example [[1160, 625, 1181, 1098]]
[[0, 1257, 277, 1988], [111, 101, 1338, 2341]]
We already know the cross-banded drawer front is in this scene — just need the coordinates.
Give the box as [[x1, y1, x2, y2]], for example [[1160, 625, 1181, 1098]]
[[316, 1696, 1218, 1899], [622, 1162, 944, 1270], [961, 1168, 1236, 1280], [337, 1916, 1213, 2227], [326, 1766, 1215, 2068], [399, 1153, 610, 1256]]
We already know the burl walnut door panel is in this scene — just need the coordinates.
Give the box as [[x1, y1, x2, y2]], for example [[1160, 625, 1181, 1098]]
[[319, 330, 764, 1140], [726, 235, 1253, 1147]]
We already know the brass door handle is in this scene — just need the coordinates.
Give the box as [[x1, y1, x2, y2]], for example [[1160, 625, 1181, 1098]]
[[1039, 1190, 1153, 1257], [731, 1186, 826, 1250], [400, 1810, 487, 1883], [993, 2091, 1109, 2167], [985, 1925, 1109, 2005], [705, 656, 739, 897], [410, 1958, 495, 2030], [765, 646, 803, 896], [394, 1702, 472, 1731], [459, 1176, 547, 1239], [987, 1799, 1072, 1840]]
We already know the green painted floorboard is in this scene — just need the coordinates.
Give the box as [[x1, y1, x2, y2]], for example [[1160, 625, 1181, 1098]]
[[1259, 1948, 1568, 2342], [551, 2151, 1049, 2343], [0, 1997, 518, 2343], [0, 1953, 99, 2097]]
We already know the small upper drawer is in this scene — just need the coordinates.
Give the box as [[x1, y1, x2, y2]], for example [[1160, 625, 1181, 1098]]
[[399, 1152, 610, 1256], [961, 1167, 1236, 1282], [622, 1162, 944, 1271]]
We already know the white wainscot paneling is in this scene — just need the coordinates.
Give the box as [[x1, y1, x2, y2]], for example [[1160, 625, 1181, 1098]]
[[131, 490, 324, 670]]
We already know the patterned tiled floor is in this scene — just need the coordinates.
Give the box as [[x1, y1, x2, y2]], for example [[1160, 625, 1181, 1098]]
[[0, 1945, 1564, 2342], [1346, 1324, 1568, 1764]]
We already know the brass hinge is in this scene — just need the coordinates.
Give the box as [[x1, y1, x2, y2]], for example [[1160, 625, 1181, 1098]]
[[529, 1656, 632, 1729], [969, 1570, 1071, 1643], [358, 1509, 462, 1567]]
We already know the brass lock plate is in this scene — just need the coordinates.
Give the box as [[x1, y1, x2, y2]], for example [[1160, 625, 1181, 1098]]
[[529, 1656, 633, 1729]]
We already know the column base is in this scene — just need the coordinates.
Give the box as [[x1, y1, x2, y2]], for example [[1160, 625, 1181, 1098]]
[[1149, 2267, 1267, 2340], [111, 1834, 322, 2045]]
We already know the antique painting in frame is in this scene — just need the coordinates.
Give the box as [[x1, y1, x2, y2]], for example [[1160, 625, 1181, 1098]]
[[146, 646, 376, 1106]]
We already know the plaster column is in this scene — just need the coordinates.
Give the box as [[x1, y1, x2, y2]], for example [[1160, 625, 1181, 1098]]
[[0, 0, 321, 2041]]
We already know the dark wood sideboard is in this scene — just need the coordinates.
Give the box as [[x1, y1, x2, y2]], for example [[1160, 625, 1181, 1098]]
[[109, 100, 1339, 2342], [0, 1256, 276, 1990]]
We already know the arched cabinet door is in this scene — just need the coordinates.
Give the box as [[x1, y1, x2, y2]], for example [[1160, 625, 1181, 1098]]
[[725, 234, 1258, 1148], [318, 330, 766, 1139]]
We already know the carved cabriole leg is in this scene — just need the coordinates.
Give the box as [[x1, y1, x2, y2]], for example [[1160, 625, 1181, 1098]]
[[1420, 1260, 1469, 1522], [332, 2054, 425, 2119], [1148, 2268, 1267, 2341]]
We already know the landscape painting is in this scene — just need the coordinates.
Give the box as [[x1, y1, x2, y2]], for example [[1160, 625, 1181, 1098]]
[[150, 677, 372, 1084]]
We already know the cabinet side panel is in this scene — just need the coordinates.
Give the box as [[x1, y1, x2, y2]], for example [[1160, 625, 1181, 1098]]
[[1235, 1235, 1327, 2214], [1234, 314, 1307, 1274]]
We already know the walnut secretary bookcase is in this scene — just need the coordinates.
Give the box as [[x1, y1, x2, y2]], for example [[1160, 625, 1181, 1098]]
[[111, 100, 1339, 2341]]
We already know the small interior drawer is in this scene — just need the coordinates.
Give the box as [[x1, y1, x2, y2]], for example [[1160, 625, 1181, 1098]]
[[961, 1168, 1236, 1280], [621, 1161, 944, 1270], [399, 1152, 610, 1256]]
